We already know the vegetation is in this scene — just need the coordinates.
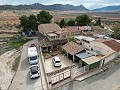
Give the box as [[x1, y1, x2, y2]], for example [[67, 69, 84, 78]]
[[75, 14, 92, 26], [67, 19, 75, 26], [95, 17, 101, 26], [19, 10, 52, 32], [9, 39, 30, 48], [112, 25, 120, 40], [68, 36, 76, 42], [37, 10, 52, 24], [12, 56, 20, 71], [59, 19, 66, 28]]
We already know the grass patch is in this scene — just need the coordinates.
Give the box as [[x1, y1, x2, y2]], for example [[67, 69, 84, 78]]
[[12, 56, 20, 71], [9, 39, 30, 48]]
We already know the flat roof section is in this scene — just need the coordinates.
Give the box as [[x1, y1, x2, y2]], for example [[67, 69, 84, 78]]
[[47, 33, 58, 37], [81, 56, 101, 65], [74, 35, 95, 42]]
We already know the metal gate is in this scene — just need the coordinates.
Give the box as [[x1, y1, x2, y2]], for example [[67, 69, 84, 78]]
[[51, 69, 71, 85]]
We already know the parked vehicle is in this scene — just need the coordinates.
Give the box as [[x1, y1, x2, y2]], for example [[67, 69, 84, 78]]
[[28, 47, 38, 65], [30, 65, 40, 79], [52, 56, 61, 67]]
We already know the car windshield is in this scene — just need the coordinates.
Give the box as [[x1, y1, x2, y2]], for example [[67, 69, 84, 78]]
[[30, 56, 37, 61], [31, 66, 38, 74], [55, 61, 60, 63]]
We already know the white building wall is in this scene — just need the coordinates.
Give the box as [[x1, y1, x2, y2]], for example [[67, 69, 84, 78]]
[[104, 53, 116, 64]]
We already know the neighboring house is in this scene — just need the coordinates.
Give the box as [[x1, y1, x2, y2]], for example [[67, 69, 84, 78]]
[[65, 26, 81, 35], [61, 41, 102, 72], [38, 23, 68, 52], [65, 26, 92, 36], [75, 37, 120, 67], [79, 26, 92, 31], [90, 38, 120, 65], [92, 26, 111, 36], [74, 35, 95, 49]]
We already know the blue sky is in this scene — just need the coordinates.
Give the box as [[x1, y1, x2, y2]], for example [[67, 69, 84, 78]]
[[0, 0, 120, 9]]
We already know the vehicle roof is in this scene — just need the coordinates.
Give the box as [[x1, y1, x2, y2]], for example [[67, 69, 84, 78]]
[[30, 65, 39, 68], [53, 56, 60, 61], [30, 65, 38, 72], [28, 47, 37, 56]]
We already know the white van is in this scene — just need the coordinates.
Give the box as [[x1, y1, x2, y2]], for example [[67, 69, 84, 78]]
[[28, 47, 38, 65]]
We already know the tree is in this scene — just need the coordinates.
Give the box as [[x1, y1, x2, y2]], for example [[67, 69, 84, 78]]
[[76, 14, 92, 26], [112, 25, 120, 40], [67, 19, 75, 26], [37, 10, 52, 24], [59, 19, 66, 28], [28, 14, 38, 31], [19, 15, 29, 32], [95, 17, 101, 26], [19, 10, 53, 32]]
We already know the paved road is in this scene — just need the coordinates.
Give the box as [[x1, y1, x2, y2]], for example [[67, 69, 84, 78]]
[[55, 59, 120, 90], [9, 39, 43, 90]]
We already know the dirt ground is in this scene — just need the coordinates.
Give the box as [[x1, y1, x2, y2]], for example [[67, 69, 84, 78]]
[[0, 49, 20, 90]]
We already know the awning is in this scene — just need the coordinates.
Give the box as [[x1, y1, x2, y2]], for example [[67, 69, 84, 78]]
[[81, 56, 101, 65]]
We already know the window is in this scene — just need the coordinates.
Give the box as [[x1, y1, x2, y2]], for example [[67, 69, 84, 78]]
[[62, 35, 66, 38]]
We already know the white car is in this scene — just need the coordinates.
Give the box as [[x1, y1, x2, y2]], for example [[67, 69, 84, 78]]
[[52, 56, 61, 67], [30, 65, 40, 79]]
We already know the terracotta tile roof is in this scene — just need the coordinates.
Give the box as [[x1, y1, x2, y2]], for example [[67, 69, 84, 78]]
[[38, 23, 62, 34], [67, 26, 80, 33], [37, 32, 46, 42], [103, 40, 120, 51], [62, 41, 84, 55], [79, 27, 86, 31]]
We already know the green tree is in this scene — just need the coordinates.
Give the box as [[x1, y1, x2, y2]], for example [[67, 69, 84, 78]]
[[95, 17, 101, 26], [112, 25, 120, 40], [28, 14, 38, 31], [76, 14, 92, 26], [19, 10, 53, 32], [37, 10, 52, 24], [19, 15, 29, 32], [67, 19, 75, 26], [59, 19, 66, 28]]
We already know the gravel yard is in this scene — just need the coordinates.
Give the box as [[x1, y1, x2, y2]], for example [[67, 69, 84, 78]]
[[0, 49, 20, 90]]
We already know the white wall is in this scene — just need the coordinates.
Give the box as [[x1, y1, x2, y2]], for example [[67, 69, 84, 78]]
[[104, 53, 116, 64]]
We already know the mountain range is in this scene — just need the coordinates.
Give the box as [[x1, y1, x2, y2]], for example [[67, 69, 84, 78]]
[[0, 3, 88, 11], [0, 3, 120, 11], [93, 5, 120, 11]]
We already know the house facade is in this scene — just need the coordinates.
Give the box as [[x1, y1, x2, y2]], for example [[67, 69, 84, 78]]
[[38, 23, 68, 52]]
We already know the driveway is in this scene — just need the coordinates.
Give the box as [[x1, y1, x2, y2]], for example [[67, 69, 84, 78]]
[[9, 39, 43, 90], [44, 54, 73, 73], [55, 58, 120, 90]]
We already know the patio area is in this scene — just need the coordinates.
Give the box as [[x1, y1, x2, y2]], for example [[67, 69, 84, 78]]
[[44, 54, 73, 73]]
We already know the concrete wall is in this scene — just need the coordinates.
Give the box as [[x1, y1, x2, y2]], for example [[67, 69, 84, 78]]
[[104, 53, 116, 64]]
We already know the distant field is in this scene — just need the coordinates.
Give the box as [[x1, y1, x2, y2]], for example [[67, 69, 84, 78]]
[[51, 11, 120, 21], [0, 10, 119, 39]]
